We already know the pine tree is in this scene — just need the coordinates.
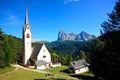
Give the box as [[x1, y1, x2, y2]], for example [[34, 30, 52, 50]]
[[65, 53, 73, 65], [91, 1, 120, 80], [0, 28, 6, 68], [79, 50, 87, 60], [101, 0, 120, 33], [4, 36, 12, 66]]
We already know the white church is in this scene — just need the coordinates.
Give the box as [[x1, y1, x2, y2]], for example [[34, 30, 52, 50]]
[[23, 8, 60, 69]]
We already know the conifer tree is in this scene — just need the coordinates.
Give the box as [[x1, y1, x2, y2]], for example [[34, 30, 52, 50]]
[[0, 28, 6, 68], [4, 36, 12, 66], [79, 50, 87, 60], [101, 0, 120, 33], [91, 1, 120, 80]]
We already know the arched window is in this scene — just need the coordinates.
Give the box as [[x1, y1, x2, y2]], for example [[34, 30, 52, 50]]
[[43, 55, 46, 58], [26, 33, 30, 38]]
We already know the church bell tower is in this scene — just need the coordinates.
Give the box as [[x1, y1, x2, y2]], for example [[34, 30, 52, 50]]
[[23, 8, 32, 65]]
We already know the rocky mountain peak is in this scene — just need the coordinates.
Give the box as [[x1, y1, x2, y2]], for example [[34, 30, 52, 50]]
[[57, 30, 95, 41]]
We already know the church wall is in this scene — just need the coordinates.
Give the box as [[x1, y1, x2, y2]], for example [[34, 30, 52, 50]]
[[23, 25, 32, 65], [36, 65, 46, 69], [37, 44, 51, 62], [52, 63, 61, 67], [23, 8, 52, 67]]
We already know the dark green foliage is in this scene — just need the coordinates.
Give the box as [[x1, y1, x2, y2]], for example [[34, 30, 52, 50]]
[[8, 35, 23, 64], [0, 28, 23, 68], [0, 28, 3, 40], [4, 36, 12, 66], [47, 46, 73, 65], [51, 52, 60, 63], [79, 50, 87, 60], [48, 41, 84, 55], [47, 47, 62, 64], [65, 53, 73, 65], [0, 46, 6, 68], [78, 38, 104, 64], [101, 0, 120, 33], [0, 28, 6, 68], [47, 39, 103, 65], [73, 38, 104, 62], [91, 31, 120, 80], [91, 0, 120, 80], [81, 38, 104, 54]]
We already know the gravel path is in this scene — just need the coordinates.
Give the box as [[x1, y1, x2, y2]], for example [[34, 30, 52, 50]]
[[0, 66, 18, 77], [12, 64, 80, 80]]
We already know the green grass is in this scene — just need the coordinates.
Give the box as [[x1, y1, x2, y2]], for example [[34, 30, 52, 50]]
[[44, 66, 69, 75], [0, 67, 15, 75], [70, 72, 95, 80], [45, 66, 95, 80], [79, 72, 94, 77], [0, 67, 71, 80], [0, 66, 94, 80]]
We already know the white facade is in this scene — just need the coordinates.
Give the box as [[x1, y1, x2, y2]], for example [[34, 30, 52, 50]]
[[52, 63, 61, 67], [36, 65, 46, 69], [69, 59, 90, 74], [35, 62, 52, 70], [23, 8, 32, 65], [35, 44, 52, 69], [23, 27, 32, 65], [37, 44, 51, 62], [75, 67, 89, 74], [23, 8, 52, 68], [23, 8, 61, 70]]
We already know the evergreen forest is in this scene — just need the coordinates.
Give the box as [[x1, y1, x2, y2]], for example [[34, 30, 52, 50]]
[[0, 0, 120, 80]]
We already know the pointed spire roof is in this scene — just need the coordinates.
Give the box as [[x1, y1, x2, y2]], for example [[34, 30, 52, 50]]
[[23, 7, 31, 32], [25, 7, 29, 25]]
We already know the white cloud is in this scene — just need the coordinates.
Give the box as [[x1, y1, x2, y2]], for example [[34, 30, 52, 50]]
[[1, 13, 22, 26], [64, 0, 80, 4], [9, 15, 18, 20]]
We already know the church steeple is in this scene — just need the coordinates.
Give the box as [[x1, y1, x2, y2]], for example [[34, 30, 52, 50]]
[[23, 7, 32, 65], [23, 7, 30, 32], [25, 8, 29, 25]]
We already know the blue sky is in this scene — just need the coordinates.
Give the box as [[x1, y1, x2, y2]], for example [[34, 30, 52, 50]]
[[0, 0, 117, 42]]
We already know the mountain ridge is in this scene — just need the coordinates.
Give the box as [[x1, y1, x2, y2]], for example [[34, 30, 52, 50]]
[[57, 30, 95, 41]]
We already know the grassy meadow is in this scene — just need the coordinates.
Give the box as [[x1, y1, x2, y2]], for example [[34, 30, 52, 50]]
[[0, 65, 94, 80], [0, 66, 72, 80], [44, 66, 69, 75], [0, 67, 15, 74]]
